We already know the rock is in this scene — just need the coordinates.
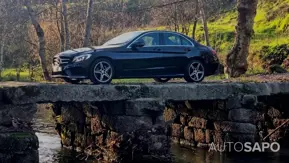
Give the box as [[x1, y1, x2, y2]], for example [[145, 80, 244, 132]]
[[226, 96, 242, 110], [163, 107, 177, 122], [0, 104, 37, 124], [91, 117, 103, 135], [12, 149, 39, 163], [206, 130, 214, 144], [0, 153, 12, 163], [0, 82, 287, 105], [149, 135, 170, 153], [241, 95, 257, 108], [207, 109, 228, 121], [194, 129, 206, 143], [61, 104, 85, 124], [197, 143, 209, 148], [180, 139, 194, 147], [82, 103, 99, 117], [184, 126, 194, 141], [170, 137, 180, 144], [0, 132, 38, 152], [268, 107, 281, 119], [188, 117, 207, 129], [228, 109, 261, 123], [268, 129, 281, 142], [213, 131, 224, 145], [214, 121, 257, 134], [103, 101, 126, 115], [171, 124, 182, 138], [273, 119, 289, 128], [216, 101, 226, 110], [180, 115, 187, 125], [125, 99, 165, 116], [102, 115, 153, 133]]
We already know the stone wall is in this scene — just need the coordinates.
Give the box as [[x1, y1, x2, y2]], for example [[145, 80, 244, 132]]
[[51, 99, 171, 163], [165, 95, 289, 149]]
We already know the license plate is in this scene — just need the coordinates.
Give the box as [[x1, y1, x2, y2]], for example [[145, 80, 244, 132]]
[[53, 66, 62, 72]]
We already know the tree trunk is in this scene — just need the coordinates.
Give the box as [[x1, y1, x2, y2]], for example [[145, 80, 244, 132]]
[[192, 0, 199, 39], [56, 2, 65, 51], [62, 0, 70, 50], [225, 0, 258, 77], [192, 20, 198, 39], [24, 0, 51, 81], [83, 0, 93, 47], [0, 24, 6, 80], [16, 68, 20, 81], [198, 0, 210, 46]]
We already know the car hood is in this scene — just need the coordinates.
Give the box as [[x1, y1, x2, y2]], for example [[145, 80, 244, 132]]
[[56, 45, 120, 58]]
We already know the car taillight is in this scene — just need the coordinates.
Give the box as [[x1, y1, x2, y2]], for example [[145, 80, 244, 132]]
[[211, 49, 217, 56]]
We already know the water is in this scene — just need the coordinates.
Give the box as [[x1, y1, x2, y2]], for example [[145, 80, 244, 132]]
[[36, 130, 289, 163]]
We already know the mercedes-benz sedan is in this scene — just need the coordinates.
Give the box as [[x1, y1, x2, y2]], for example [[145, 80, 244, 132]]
[[52, 30, 219, 84]]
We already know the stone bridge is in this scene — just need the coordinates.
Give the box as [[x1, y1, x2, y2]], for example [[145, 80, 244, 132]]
[[1, 82, 289, 162]]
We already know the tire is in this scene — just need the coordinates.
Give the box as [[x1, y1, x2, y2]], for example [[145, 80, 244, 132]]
[[63, 78, 80, 84], [184, 60, 205, 83], [90, 58, 114, 84], [153, 78, 171, 83]]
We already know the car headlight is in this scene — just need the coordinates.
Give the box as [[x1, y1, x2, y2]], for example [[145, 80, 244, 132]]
[[72, 54, 92, 62]]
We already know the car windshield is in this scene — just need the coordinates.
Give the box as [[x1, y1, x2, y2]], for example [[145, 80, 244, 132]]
[[103, 31, 144, 46]]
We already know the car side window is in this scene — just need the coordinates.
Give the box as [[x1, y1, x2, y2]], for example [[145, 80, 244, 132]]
[[135, 33, 159, 47], [164, 33, 192, 46]]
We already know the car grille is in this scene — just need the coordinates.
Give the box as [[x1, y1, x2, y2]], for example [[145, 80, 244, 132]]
[[53, 56, 71, 66]]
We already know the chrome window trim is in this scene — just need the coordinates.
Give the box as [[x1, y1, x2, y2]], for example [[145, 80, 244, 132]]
[[127, 31, 195, 48], [127, 31, 160, 48], [163, 32, 195, 47]]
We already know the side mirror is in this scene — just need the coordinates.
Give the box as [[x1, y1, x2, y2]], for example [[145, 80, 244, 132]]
[[131, 40, 145, 49]]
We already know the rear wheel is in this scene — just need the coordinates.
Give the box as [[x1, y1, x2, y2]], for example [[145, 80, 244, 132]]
[[63, 78, 81, 84], [90, 58, 114, 84], [184, 60, 205, 83], [153, 78, 171, 83]]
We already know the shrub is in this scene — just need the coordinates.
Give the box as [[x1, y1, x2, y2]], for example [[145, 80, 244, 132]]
[[259, 44, 289, 69]]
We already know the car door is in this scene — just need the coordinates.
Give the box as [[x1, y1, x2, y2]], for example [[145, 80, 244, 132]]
[[118, 32, 165, 77], [160, 32, 196, 75]]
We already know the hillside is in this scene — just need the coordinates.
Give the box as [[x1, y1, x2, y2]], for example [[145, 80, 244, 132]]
[[195, 0, 289, 73]]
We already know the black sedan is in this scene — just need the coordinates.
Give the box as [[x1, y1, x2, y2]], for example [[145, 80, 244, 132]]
[[52, 30, 219, 84]]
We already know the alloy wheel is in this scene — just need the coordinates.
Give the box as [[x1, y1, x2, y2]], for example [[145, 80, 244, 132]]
[[93, 61, 113, 83], [186, 61, 205, 82]]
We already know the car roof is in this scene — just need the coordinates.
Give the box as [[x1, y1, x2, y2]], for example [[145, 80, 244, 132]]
[[137, 30, 184, 34]]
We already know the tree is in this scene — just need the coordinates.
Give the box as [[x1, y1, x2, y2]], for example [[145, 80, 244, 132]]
[[191, 0, 199, 39], [83, 0, 94, 47], [24, 0, 51, 81], [62, 0, 70, 50], [225, 0, 258, 77], [198, 0, 210, 46]]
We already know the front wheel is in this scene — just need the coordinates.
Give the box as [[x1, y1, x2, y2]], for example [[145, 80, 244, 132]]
[[90, 59, 114, 84], [153, 78, 171, 83], [184, 60, 205, 83]]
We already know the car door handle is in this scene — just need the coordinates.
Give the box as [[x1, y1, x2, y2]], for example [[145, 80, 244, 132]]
[[185, 48, 192, 52]]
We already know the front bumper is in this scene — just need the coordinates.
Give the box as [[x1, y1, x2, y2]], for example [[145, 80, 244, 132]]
[[52, 62, 90, 79]]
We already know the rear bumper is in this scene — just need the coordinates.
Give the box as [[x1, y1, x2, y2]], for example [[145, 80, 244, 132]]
[[206, 63, 219, 76]]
